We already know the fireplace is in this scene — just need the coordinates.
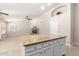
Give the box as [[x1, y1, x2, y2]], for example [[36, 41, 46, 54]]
[[31, 26, 39, 34]]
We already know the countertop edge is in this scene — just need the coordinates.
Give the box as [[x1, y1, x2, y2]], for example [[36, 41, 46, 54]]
[[23, 36, 66, 47]]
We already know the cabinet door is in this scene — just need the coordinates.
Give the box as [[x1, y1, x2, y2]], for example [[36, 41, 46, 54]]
[[60, 43, 65, 55], [58, 39, 65, 55], [43, 46, 53, 56], [26, 49, 43, 56], [53, 45, 61, 56], [25, 43, 42, 53], [54, 39, 65, 56]]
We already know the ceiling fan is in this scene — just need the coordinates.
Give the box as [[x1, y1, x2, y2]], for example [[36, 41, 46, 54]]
[[0, 10, 9, 16], [26, 16, 32, 20]]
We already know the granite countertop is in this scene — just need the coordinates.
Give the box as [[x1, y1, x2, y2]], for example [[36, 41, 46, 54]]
[[21, 34, 66, 46]]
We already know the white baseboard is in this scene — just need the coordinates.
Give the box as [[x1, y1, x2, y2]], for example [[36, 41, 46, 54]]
[[74, 42, 79, 46]]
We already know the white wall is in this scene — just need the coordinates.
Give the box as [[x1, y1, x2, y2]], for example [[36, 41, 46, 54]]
[[0, 18, 7, 40], [50, 16, 59, 34], [7, 20, 31, 36], [0, 20, 2, 39], [74, 4, 79, 44], [34, 12, 50, 34]]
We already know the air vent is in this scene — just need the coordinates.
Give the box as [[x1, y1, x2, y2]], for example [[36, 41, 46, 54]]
[[0, 10, 9, 16]]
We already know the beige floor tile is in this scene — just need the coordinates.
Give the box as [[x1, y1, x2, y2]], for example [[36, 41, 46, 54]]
[[66, 45, 79, 56]]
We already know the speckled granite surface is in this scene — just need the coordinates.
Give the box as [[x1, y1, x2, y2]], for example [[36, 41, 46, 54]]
[[21, 35, 66, 46]]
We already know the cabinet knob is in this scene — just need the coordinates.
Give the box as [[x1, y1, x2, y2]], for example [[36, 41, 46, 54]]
[[48, 43, 51, 45], [34, 47, 37, 50], [40, 52, 43, 54], [44, 50, 46, 53]]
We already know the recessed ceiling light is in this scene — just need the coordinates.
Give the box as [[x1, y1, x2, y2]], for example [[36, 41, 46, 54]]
[[41, 5, 44, 11], [47, 3, 52, 6], [31, 3, 39, 4]]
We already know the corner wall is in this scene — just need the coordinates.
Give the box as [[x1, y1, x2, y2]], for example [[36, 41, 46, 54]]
[[73, 4, 79, 45]]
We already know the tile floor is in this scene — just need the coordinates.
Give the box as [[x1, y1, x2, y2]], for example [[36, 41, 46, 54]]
[[0, 36, 23, 56], [65, 45, 79, 56], [0, 36, 79, 56]]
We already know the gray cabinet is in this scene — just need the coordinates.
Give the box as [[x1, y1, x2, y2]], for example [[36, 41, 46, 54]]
[[53, 44, 61, 56], [25, 38, 65, 56], [25, 43, 42, 53], [59, 38, 65, 55], [53, 39, 65, 56], [60, 43, 65, 55], [43, 46, 53, 56], [26, 46, 53, 56], [53, 39, 61, 56], [26, 49, 43, 56]]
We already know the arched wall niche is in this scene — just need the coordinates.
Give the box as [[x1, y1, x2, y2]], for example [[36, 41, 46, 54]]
[[51, 5, 67, 17]]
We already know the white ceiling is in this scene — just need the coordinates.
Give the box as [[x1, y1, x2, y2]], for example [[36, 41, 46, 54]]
[[0, 3, 59, 21]]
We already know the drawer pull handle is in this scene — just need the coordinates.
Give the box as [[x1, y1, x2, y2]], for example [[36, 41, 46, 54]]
[[40, 52, 43, 54], [34, 47, 37, 50], [44, 50, 46, 53], [48, 43, 50, 45]]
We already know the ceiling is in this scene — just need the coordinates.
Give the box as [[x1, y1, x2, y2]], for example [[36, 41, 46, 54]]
[[0, 3, 59, 21]]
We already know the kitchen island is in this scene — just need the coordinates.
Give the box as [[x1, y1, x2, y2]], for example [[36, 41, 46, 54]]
[[21, 35, 66, 56]]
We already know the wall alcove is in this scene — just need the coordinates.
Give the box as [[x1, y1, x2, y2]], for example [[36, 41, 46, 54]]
[[51, 5, 67, 17]]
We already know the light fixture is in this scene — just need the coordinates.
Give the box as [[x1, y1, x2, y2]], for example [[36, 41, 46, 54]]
[[0, 10, 9, 16], [41, 5, 44, 11], [26, 16, 32, 20]]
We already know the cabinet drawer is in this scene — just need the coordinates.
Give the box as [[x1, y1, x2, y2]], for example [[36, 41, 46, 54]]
[[42, 40, 53, 48], [26, 49, 43, 56], [43, 46, 53, 56], [25, 44, 42, 53], [53, 40, 58, 44], [53, 45, 61, 56], [60, 44, 65, 55], [58, 38, 65, 44], [53, 40, 59, 46]]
